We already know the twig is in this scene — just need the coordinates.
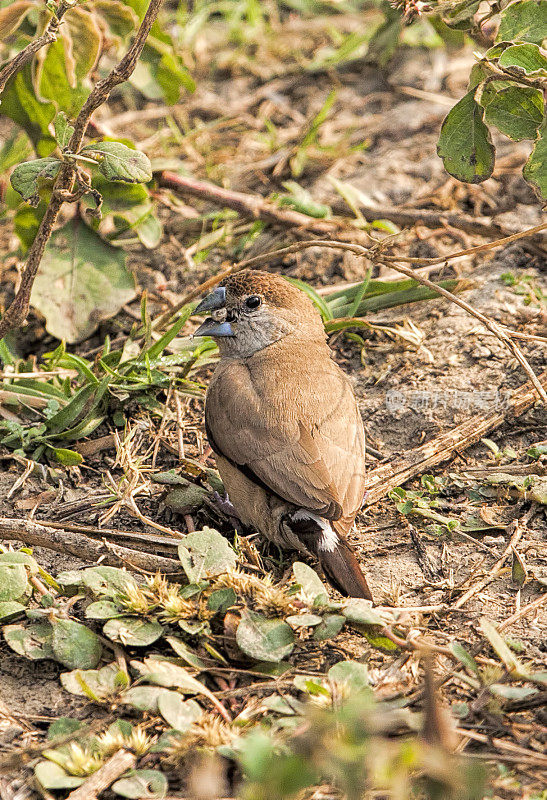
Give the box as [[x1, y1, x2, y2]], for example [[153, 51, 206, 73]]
[[497, 591, 547, 632], [452, 505, 536, 610], [0, 0, 164, 341], [235, 223, 546, 270], [158, 171, 339, 234], [159, 171, 546, 242], [66, 750, 136, 800], [363, 371, 547, 505], [331, 196, 546, 241], [0, 2, 73, 94], [455, 728, 547, 768], [0, 516, 182, 574]]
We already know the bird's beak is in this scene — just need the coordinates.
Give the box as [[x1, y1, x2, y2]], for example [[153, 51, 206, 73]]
[[193, 286, 235, 337], [194, 286, 226, 314]]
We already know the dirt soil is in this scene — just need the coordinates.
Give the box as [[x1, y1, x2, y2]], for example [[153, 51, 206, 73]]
[[0, 36, 546, 799]]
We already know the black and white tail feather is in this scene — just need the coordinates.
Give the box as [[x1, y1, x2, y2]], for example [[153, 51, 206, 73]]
[[283, 509, 372, 600]]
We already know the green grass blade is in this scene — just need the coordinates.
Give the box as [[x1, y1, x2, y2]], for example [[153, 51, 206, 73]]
[[285, 277, 333, 321]]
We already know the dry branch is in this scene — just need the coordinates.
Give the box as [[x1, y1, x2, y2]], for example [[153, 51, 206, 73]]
[[452, 506, 536, 610], [0, 517, 182, 574], [158, 171, 340, 234], [330, 198, 542, 240], [66, 750, 136, 800], [363, 372, 546, 506], [0, 0, 163, 341], [158, 171, 547, 245]]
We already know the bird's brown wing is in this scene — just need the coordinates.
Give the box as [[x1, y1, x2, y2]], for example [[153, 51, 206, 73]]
[[205, 348, 365, 523]]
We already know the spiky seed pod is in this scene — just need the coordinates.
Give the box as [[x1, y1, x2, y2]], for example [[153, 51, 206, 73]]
[[213, 568, 298, 616], [165, 714, 234, 764]]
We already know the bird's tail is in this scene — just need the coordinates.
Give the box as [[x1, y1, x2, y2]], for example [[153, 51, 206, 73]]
[[283, 509, 373, 601], [317, 537, 373, 601]]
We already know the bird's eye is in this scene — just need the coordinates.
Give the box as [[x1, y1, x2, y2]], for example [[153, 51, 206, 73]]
[[244, 295, 261, 311]]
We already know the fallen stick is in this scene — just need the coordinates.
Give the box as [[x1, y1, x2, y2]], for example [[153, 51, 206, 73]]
[[157, 171, 547, 246], [0, 517, 182, 574], [158, 171, 340, 234], [452, 506, 536, 610], [66, 750, 136, 800], [363, 370, 547, 506], [330, 199, 514, 239]]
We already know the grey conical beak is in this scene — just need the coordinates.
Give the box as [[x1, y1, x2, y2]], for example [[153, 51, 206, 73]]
[[193, 286, 234, 337], [194, 286, 226, 315], [193, 319, 234, 337]]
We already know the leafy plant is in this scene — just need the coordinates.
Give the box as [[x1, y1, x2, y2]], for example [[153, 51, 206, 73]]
[[0, 306, 216, 463], [0, 0, 194, 342], [430, 0, 547, 199]]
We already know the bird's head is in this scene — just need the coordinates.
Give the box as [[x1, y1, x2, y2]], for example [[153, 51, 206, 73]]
[[193, 269, 325, 357]]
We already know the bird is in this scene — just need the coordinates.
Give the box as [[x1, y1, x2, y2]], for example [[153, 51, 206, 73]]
[[193, 269, 373, 600]]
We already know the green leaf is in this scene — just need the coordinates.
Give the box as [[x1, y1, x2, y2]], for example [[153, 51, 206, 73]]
[[313, 613, 345, 641], [437, 90, 495, 183], [490, 684, 538, 700], [156, 51, 195, 102], [103, 617, 164, 647], [52, 619, 102, 669], [328, 660, 370, 692], [4, 621, 54, 659], [30, 221, 135, 343], [497, 0, 547, 46], [236, 610, 295, 662], [480, 618, 525, 675], [484, 86, 543, 141], [177, 527, 237, 582], [122, 686, 171, 712], [35, 761, 85, 790], [47, 717, 84, 739], [51, 447, 84, 466], [85, 600, 124, 620], [0, 550, 39, 570], [341, 599, 390, 627], [131, 657, 227, 714], [112, 770, 167, 799], [286, 613, 323, 628], [58, 565, 138, 596], [60, 663, 123, 699], [443, 0, 480, 26], [0, 600, 26, 622], [498, 43, 547, 75], [450, 642, 480, 676], [64, 6, 102, 82], [37, 38, 88, 117], [81, 141, 152, 183], [524, 115, 547, 200], [157, 691, 202, 731], [207, 588, 237, 615], [165, 637, 207, 669], [511, 550, 527, 587], [0, 66, 56, 154], [0, 563, 28, 600], [54, 113, 75, 149], [93, 0, 139, 37], [292, 562, 328, 603]]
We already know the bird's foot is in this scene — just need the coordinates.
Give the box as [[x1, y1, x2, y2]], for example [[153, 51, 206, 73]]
[[210, 491, 248, 532]]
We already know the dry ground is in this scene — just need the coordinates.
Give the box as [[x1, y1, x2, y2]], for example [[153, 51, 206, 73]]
[[0, 22, 546, 800]]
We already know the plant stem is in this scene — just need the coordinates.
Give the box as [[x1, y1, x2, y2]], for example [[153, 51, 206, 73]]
[[0, 0, 164, 342]]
